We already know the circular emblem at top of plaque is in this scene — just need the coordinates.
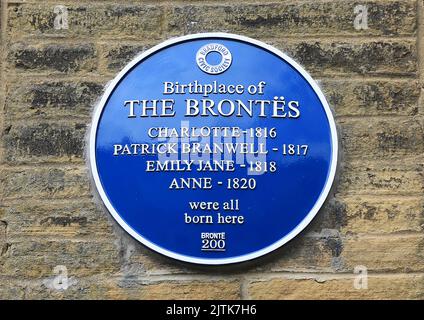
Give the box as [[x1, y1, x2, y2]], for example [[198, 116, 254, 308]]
[[90, 33, 338, 265], [196, 43, 232, 74]]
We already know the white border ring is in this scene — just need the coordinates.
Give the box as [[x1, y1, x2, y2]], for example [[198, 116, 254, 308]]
[[89, 33, 338, 265]]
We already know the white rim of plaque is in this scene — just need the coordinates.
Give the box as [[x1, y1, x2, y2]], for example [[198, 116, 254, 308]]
[[89, 33, 338, 265]]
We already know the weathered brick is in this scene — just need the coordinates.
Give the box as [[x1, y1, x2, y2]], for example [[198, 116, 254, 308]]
[[342, 196, 423, 234], [0, 276, 109, 299], [100, 43, 154, 72], [0, 220, 9, 257], [6, 2, 417, 40], [116, 280, 241, 300], [166, 1, 417, 37], [8, 43, 97, 73], [341, 235, 424, 272], [320, 80, 420, 117], [247, 275, 424, 299], [3, 122, 86, 163], [5, 80, 105, 120], [0, 239, 121, 278], [257, 232, 342, 273], [7, 4, 165, 39], [2, 199, 114, 240], [0, 166, 90, 200], [337, 159, 423, 195], [312, 196, 423, 235], [103, 39, 418, 76], [117, 238, 196, 276], [276, 40, 417, 76], [340, 118, 424, 160], [308, 198, 348, 232], [0, 279, 26, 299], [2, 277, 240, 300]]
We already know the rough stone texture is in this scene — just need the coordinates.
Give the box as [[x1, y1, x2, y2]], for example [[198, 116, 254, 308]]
[[7, 2, 417, 38], [320, 80, 420, 117], [9, 43, 97, 73], [0, 277, 241, 299], [0, 166, 90, 200], [0, 220, 9, 257], [331, 196, 423, 234], [5, 80, 105, 120], [340, 235, 424, 272], [247, 275, 424, 299], [280, 40, 418, 76], [101, 40, 418, 76], [0, 239, 121, 278], [7, 3, 166, 40], [337, 159, 423, 195], [3, 122, 86, 163], [166, 1, 417, 37], [340, 118, 423, 160], [0, 0, 423, 300], [2, 200, 114, 239]]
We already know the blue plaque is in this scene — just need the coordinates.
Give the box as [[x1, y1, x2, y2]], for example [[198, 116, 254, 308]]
[[89, 33, 338, 265]]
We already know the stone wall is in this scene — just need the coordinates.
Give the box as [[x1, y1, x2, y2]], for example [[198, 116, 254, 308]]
[[0, 0, 423, 299]]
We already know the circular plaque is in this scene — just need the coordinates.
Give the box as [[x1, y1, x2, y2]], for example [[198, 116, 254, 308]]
[[90, 33, 338, 265]]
